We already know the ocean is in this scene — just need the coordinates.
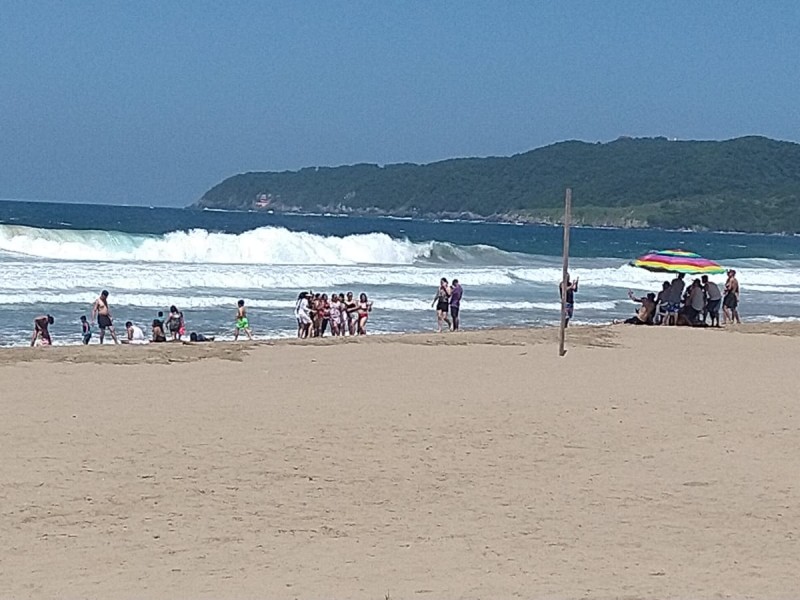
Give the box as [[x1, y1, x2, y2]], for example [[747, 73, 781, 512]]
[[1, 199, 799, 346]]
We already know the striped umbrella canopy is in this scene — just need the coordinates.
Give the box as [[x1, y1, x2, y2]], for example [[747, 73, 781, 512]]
[[630, 249, 726, 275]]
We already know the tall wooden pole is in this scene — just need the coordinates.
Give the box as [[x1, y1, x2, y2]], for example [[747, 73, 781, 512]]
[[558, 188, 572, 357]]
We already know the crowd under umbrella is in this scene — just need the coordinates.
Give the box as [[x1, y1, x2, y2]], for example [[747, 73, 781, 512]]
[[630, 249, 726, 275]]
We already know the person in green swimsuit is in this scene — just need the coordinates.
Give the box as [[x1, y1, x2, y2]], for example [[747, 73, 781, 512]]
[[234, 299, 253, 341]]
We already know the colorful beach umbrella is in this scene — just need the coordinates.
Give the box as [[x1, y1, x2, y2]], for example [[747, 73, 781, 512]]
[[630, 249, 726, 275]]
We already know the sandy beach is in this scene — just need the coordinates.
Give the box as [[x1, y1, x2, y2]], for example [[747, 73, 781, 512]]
[[2, 324, 799, 599]]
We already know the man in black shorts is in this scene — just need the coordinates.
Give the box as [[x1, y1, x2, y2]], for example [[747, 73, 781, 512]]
[[91, 289, 119, 344]]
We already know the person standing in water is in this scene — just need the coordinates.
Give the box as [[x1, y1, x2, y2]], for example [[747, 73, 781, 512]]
[[91, 290, 119, 344], [559, 274, 579, 327], [432, 278, 451, 333], [234, 299, 253, 341], [31, 314, 54, 346], [449, 279, 463, 331]]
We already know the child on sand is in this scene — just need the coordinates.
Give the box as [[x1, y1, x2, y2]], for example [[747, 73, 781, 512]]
[[80, 315, 92, 345], [234, 299, 253, 341]]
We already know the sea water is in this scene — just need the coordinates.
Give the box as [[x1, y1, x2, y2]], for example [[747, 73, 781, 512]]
[[1, 199, 799, 346]]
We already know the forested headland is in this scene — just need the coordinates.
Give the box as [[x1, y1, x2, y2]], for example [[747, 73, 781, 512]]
[[194, 136, 800, 233]]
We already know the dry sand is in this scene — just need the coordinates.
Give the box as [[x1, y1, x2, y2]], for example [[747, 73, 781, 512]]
[[1, 324, 799, 599]]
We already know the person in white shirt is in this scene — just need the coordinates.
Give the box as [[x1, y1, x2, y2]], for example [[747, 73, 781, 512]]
[[124, 321, 148, 344]]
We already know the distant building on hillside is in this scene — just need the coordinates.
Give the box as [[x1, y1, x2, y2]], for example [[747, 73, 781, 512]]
[[254, 193, 272, 209]]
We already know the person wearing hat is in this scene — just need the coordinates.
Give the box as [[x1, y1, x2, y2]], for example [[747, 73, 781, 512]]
[[723, 269, 741, 324]]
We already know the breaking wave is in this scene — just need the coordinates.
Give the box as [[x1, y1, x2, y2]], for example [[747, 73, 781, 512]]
[[0, 224, 518, 266]]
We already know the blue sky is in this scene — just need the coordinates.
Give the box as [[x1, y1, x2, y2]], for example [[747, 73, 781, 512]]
[[1, 0, 798, 206]]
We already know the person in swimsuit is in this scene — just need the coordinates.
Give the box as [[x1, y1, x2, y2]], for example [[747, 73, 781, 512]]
[[319, 293, 330, 337], [356, 293, 373, 335], [618, 291, 656, 325], [91, 290, 119, 344], [449, 279, 463, 331], [344, 292, 358, 335], [31, 314, 54, 346], [558, 274, 579, 327], [80, 315, 92, 345], [166, 305, 185, 341], [432, 278, 451, 333], [662, 273, 685, 326], [189, 332, 215, 342], [329, 293, 341, 336], [723, 269, 741, 324], [151, 319, 167, 342], [234, 299, 253, 341]]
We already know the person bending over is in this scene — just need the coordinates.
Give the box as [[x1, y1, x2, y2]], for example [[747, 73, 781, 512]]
[[31, 314, 54, 346]]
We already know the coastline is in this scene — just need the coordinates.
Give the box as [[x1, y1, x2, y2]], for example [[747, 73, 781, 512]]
[[3, 323, 800, 597]]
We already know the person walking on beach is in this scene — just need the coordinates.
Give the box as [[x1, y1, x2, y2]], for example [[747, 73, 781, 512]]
[[432, 277, 451, 333], [91, 290, 119, 344], [723, 269, 741, 324], [702, 275, 722, 327], [166, 305, 185, 341], [234, 299, 253, 341], [31, 314, 54, 346], [559, 274, 579, 327], [80, 315, 92, 344], [450, 279, 463, 331]]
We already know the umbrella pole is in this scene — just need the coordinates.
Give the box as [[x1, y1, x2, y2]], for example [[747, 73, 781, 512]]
[[559, 188, 572, 357]]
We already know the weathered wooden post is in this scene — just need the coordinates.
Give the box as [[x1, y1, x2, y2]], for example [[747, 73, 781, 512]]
[[558, 188, 572, 357]]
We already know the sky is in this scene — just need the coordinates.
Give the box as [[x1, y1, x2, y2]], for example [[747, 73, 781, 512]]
[[1, 1, 799, 207]]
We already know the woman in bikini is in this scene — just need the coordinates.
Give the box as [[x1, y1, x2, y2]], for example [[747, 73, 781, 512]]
[[431, 277, 452, 333], [356, 293, 373, 335], [344, 292, 358, 335]]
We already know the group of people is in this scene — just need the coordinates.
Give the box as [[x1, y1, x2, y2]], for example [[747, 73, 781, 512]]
[[432, 277, 463, 332], [82, 291, 190, 344], [30, 290, 218, 347], [620, 269, 741, 326], [294, 291, 373, 338]]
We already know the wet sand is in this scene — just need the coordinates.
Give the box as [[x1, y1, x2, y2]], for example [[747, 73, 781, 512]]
[[2, 324, 799, 598]]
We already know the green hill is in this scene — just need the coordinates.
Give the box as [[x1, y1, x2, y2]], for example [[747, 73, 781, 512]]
[[194, 136, 800, 233]]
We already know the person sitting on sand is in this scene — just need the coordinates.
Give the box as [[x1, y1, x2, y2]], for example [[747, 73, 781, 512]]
[[124, 321, 147, 344], [31, 314, 54, 346], [655, 281, 671, 325], [80, 315, 92, 345], [618, 291, 656, 325], [234, 299, 253, 341], [151, 319, 167, 343]]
